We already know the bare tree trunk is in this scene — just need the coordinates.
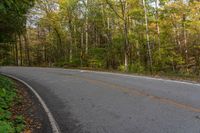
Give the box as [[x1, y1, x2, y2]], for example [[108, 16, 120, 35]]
[[120, 0, 129, 71], [18, 35, 23, 66], [183, 13, 188, 72], [155, 0, 161, 58], [174, 26, 181, 52], [124, 21, 129, 71], [56, 29, 62, 58], [23, 32, 31, 66], [85, 16, 89, 54], [11, 42, 15, 65], [69, 20, 74, 63], [143, 0, 153, 72], [81, 31, 84, 67], [14, 35, 19, 66], [85, 0, 89, 55], [74, 25, 77, 55], [69, 33, 73, 62]]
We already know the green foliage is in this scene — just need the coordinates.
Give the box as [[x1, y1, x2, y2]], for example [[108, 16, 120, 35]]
[[0, 108, 12, 120], [118, 65, 126, 72], [0, 76, 25, 133], [0, 0, 35, 42], [0, 76, 16, 108], [88, 48, 107, 68], [14, 116, 25, 133], [2, 0, 200, 78], [0, 44, 15, 66], [0, 121, 15, 133], [128, 63, 145, 73]]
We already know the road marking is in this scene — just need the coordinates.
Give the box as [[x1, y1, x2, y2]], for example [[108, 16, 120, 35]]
[[77, 70, 200, 87], [64, 74, 200, 113], [80, 70, 86, 73], [1, 73, 61, 133]]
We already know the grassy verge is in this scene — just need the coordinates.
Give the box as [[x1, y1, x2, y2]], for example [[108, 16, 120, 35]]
[[0, 75, 25, 133]]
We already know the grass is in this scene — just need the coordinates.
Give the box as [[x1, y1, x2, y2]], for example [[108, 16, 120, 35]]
[[0, 75, 25, 133]]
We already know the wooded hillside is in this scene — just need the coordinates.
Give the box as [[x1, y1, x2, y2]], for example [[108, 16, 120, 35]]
[[1, 0, 200, 76]]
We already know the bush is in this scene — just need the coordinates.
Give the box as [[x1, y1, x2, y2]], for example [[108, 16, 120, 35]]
[[118, 65, 126, 72], [88, 48, 106, 68], [128, 63, 145, 73], [0, 121, 15, 133], [0, 76, 25, 133]]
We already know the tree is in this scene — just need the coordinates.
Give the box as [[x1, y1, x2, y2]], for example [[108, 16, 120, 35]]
[[0, 0, 35, 65], [2, 0, 200, 76]]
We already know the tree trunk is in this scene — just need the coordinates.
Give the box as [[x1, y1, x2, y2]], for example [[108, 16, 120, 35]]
[[23, 32, 31, 66], [85, 16, 89, 54], [143, 0, 153, 72], [85, 0, 89, 55], [122, 0, 129, 71], [18, 35, 23, 66], [182, 13, 188, 72], [81, 31, 84, 67], [124, 21, 129, 71], [14, 35, 19, 66], [155, 0, 161, 58]]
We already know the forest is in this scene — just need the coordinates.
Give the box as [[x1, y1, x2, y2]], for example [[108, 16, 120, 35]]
[[0, 0, 200, 76]]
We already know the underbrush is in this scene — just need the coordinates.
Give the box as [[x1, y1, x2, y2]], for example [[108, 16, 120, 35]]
[[0, 76, 25, 133]]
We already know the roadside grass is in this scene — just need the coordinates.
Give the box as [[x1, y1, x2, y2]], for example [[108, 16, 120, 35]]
[[0, 75, 25, 133]]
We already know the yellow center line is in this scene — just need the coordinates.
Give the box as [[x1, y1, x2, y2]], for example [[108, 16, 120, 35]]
[[65, 74, 200, 113]]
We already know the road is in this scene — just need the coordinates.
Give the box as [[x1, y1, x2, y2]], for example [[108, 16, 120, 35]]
[[1, 67, 200, 133]]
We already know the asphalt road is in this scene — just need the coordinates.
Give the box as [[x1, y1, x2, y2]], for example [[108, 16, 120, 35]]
[[1, 67, 200, 133]]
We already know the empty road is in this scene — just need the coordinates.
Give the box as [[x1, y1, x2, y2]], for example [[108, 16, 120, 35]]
[[1, 67, 200, 133]]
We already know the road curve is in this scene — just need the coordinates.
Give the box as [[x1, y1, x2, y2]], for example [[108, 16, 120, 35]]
[[1, 67, 200, 133]]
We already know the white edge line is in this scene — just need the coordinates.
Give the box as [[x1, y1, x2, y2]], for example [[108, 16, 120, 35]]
[[8, 67, 199, 87], [77, 70, 200, 87], [1, 73, 61, 133]]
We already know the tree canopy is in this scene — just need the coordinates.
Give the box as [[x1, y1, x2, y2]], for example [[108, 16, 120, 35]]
[[0, 0, 34, 42], [1, 0, 200, 77]]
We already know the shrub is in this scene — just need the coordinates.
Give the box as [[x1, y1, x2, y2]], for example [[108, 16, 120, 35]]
[[128, 63, 145, 73], [0, 76, 25, 133]]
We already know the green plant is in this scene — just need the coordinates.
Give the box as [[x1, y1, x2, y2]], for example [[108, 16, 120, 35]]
[[128, 63, 145, 73], [0, 121, 15, 133], [14, 116, 25, 133], [0, 76, 25, 133]]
